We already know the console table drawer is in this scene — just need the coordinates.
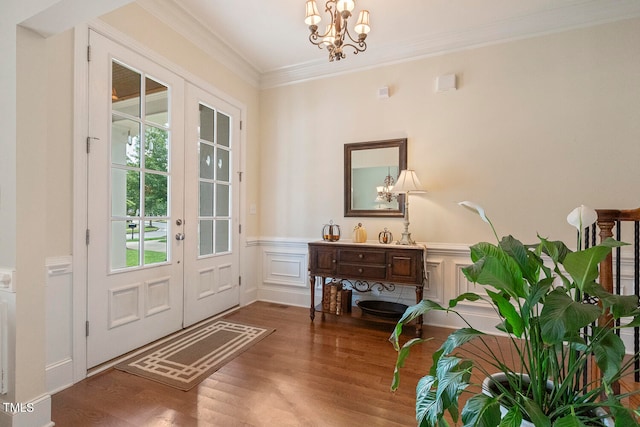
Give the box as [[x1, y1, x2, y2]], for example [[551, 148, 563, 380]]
[[338, 250, 386, 264], [337, 263, 386, 280]]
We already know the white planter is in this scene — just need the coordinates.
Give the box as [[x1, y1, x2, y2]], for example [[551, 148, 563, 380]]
[[482, 373, 614, 427]]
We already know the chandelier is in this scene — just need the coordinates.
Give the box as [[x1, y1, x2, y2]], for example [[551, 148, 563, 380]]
[[304, 0, 371, 62], [376, 169, 396, 203]]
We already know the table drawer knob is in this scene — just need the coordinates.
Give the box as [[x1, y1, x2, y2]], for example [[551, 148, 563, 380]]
[[358, 268, 363, 273], [358, 254, 364, 259]]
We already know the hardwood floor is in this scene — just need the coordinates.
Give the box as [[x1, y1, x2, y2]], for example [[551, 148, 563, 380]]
[[51, 301, 640, 426], [52, 302, 441, 426]]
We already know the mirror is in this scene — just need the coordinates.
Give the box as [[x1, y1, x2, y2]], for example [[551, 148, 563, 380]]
[[344, 138, 407, 217]]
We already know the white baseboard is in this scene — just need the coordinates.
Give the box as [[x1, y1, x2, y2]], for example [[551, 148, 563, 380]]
[[45, 357, 74, 395], [0, 393, 53, 427]]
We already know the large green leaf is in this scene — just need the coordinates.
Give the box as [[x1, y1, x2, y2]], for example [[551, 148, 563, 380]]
[[538, 237, 570, 264], [461, 394, 502, 427], [435, 358, 472, 423], [591, 327, 625, 383], [439, 328, 486, 355], [469, 242, 501, 263], [416, 375, 441, 426], [609, 403, 640, 427], [499, 406, 523, 427], [390, 300, 444, 349], [391, 337, 428, 390], [521, 277, 554, 324], [563, 239, 625, 292], [553, 415, 588, 427], [500, 235, 541, 284], [520, 395, 551, 427], [584, 281, 640, 319], [449, 292, 484, 309], [486, 289, 524, 337], [464, 255, 526, 299], [539, 289, 600, 344]]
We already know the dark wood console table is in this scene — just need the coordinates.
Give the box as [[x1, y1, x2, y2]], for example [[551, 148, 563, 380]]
[[308, 241, 426, 336]]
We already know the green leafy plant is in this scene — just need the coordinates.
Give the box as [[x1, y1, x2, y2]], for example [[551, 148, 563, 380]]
[[390, 202, 640, 426]]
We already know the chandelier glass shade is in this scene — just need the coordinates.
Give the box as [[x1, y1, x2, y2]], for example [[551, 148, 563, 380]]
[[304, 0, 371, 62]]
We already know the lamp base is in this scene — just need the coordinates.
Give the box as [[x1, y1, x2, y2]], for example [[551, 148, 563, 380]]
[[396, 231, 415, 245]]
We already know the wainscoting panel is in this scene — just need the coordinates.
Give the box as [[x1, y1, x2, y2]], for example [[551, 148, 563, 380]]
[[262, 250, 307, 288], [424, 258, 444, 303], [251, 239, 311, 307], [45, 255, 74, 394]]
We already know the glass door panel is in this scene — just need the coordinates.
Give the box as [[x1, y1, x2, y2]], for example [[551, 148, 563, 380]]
[[145, 77, 168, 127], [110, 60, 171, 270], [197, 104, 232, 257]]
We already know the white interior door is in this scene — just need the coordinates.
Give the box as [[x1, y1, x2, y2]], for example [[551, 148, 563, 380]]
[[86, 31, 185, 367], [183, 83, 241, 327], [86, 31, 242, 367]]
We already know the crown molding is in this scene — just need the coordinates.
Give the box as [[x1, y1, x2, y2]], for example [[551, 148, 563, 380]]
[[136, 0, 260, 88], [136, 0, 640, 90], [261, 0, 640, 88]]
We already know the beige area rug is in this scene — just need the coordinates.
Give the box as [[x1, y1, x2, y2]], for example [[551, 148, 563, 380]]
[[115, 320, 274, 390]]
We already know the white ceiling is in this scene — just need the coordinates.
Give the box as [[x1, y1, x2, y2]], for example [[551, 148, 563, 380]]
[[138, 0, 640, 88]]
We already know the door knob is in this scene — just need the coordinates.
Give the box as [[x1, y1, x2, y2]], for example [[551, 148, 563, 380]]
[[175, 233, 185, 241]]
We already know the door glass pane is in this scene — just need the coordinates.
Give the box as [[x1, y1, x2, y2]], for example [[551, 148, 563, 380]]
[[144, 172, 168, 217], [199, 143, 215, 180], [199, 220, 214, 256], [216, 148, 230, 182], [199, 182, 214, 216], [112, 62, 141, 117], [112, 220, 140, 269], [112, 169, 140, 217], [143, 219, 167, 265], [145, 77, 168, 127], [111, 116, 140, 167], [145, 126, 169, 173], [215, 184, 230, 217], [200, 104, 214, 142], [110, 59, 172, 271], [196, 101, 233, 258], [216, 111, 230, 147], [215, 220, 230, 253]]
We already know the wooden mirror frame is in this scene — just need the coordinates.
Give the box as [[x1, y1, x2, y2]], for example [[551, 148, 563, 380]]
[[344, 138, 408, 217]]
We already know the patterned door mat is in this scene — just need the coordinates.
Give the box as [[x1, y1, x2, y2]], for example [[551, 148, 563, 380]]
[[115, 320, 274, 390]]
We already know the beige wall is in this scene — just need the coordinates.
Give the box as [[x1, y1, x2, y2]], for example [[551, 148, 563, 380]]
[[259, 18, 640, 247], [16, 24, 48, 404]]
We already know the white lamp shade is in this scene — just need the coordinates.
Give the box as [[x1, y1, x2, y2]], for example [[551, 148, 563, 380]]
[[354, 10, 370, 34], [393, 170, 425, 193], [305, 0, 321, 25], [336, 0, 355, 12], [323, 23, 336, 45]]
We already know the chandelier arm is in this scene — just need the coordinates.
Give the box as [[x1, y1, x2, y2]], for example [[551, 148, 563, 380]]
[[341, 41, 367, 55], [342, 27, 367, 49]]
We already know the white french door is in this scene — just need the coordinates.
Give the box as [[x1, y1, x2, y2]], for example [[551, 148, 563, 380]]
[[183, 84, 241, 327], [86, 31, 240, 367]]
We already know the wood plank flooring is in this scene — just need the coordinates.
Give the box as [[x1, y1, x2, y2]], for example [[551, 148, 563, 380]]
[[51, 301, 639, 426]]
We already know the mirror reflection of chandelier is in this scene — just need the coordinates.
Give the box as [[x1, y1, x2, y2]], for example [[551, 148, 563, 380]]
[[304, 0, 371, 62], [375, 169, 396, 204]]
